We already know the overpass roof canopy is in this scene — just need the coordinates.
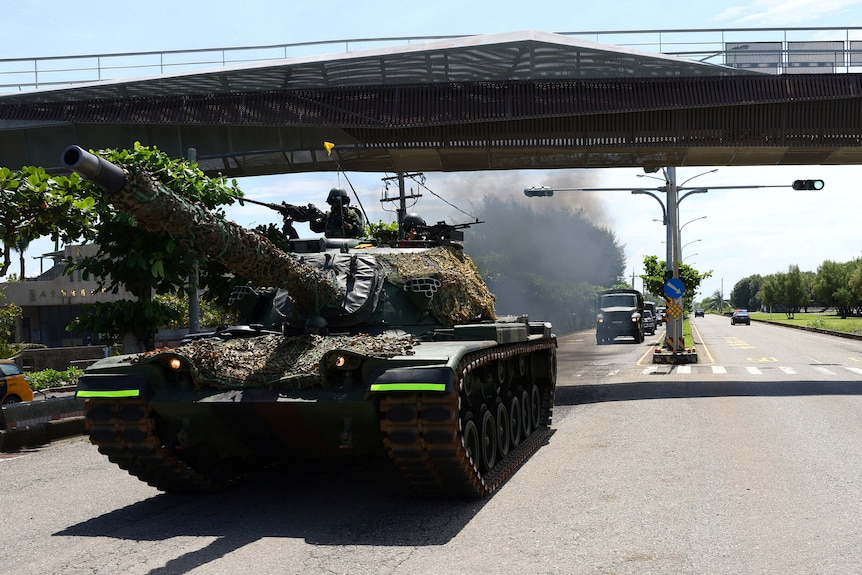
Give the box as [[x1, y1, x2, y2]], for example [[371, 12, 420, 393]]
[[3, 30, 860, 175], [1, 30, 749, 103]]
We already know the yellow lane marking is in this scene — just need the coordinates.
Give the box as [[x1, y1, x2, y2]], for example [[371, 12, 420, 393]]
[[747, 356, 778, 362], [724, 336, 755, 349], [689, 320, 715, 365], [637, 331, 665, 365]]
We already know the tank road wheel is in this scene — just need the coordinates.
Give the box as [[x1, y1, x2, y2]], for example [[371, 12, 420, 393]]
[[529, 384, 542, 431], [495, 400, 511, 458], [508, 395, 523, 447], [494, 359, 510, 389], [521, 388, 533, 437], [462, 416, 480, 468], [479, 407, 498, 472]]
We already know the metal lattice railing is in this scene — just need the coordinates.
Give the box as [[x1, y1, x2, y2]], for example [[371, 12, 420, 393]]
[[2, 27, 862, 93]]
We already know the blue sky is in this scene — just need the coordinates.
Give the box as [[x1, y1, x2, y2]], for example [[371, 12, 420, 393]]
[[5, 0, 862, 302]]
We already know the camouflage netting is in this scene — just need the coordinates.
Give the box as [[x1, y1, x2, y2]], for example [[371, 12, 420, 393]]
[[111, 169, 342, 311], [155, 333, 416, 389], [376, 246, 497, 324]]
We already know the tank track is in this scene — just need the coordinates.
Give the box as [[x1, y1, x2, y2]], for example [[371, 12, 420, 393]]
[[83, 398, 244, 493], [379, 340, 556, 497]]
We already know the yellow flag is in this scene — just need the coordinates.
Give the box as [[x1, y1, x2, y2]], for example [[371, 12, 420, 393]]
[[323, 141, 335, 155]]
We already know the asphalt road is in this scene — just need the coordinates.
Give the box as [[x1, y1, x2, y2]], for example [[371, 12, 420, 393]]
[[4, 316, 862, 574]]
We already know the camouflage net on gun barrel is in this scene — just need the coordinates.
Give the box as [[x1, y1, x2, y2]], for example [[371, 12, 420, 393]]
[[111, 169, 343, 311]]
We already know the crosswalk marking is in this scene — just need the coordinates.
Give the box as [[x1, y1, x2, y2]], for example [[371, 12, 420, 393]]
[[628, 364, 862, 378]]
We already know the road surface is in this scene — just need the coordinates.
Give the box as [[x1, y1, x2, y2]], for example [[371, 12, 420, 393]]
[[3, 315, 862, 574]]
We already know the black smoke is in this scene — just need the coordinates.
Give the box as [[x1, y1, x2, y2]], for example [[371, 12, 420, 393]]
[[417, 169, 626, 333]]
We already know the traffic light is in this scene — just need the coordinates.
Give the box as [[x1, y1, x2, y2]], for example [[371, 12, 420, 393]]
[[791, 179, 824, 190], [524, 187, 554, 197]]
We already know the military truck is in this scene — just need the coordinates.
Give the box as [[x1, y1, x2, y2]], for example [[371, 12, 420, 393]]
[[596, 288, 645, 344]]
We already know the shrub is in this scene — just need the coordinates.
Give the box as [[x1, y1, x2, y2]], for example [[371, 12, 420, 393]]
[[28, 366, 84, 391]]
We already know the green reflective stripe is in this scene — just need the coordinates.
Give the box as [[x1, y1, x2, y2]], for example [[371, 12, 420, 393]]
[[370, 383, 447, 392], [77, 389, 141, 398]]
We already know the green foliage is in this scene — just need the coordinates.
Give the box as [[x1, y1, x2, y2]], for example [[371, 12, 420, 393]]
[[730, 274, 763, 311], [66, 298, 183, 350], [28, 366, 84, 390], [0, 288, 22, 358], [153, 292, 239, 329], [367, 220, 399, 244], [0, 164, 97, 278], [640, 255, 712, 311]]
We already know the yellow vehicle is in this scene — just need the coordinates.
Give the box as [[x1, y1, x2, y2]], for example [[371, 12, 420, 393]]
[[1, 359, 34, 404]]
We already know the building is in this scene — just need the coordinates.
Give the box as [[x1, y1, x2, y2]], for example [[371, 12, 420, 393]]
[[1, 244, 134, 348]]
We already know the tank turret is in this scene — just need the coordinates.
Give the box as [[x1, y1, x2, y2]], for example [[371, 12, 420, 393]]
[[65, 145, 556, 498], [61, 145, 495, 331]]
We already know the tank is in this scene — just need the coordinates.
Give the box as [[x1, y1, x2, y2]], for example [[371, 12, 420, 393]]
[[62, 145, 557, 498]]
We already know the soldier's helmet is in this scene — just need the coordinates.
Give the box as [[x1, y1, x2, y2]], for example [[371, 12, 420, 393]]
[[402, 212, 426, 230], [327, 187, 350, 205]]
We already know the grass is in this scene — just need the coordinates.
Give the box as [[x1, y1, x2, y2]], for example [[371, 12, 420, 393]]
[[748, 312, 862, 336], [656, 319, 695, 350]]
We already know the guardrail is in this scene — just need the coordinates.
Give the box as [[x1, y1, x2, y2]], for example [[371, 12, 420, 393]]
[[2, 27, 862, 93]]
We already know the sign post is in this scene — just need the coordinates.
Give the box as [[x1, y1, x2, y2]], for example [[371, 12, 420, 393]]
[[663, 278, 686, 352]]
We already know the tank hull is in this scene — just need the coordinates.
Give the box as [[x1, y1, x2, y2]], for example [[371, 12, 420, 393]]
[[78, 330, 557, 496]]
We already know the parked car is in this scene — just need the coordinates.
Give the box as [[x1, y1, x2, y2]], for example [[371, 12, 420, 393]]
[[695, 308, 705, 317], [0, 359, 34, 404], [643, 309, 656, 335], [731, 309, 751, 325]]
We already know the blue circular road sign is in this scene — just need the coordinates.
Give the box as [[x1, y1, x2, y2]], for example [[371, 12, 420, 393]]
[[664, 277, 685, 298]]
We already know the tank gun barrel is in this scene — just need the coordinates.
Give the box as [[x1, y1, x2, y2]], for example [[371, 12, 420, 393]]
[[62, 145, 127, 193], [61, 145, 342, 312]]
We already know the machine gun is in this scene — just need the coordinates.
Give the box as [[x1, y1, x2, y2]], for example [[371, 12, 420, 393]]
[[238, 197, 326, 239], [400, 219, 484, 246]]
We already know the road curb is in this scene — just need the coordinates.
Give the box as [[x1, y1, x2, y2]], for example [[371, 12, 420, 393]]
[[0, 396, 86, 452]]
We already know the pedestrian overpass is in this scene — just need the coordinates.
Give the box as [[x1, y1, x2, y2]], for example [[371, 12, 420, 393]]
[[1, 28, 861, 176]]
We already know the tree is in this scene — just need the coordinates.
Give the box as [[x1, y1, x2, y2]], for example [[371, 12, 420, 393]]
[[65, 143, 242, 350], [759, 274, 780, 313], [640, 255, 713, 311], [731, 274, 763, 312], [0, 166, 97, 279], [783, 264, 805, 319], [813, 260, 852, 318]]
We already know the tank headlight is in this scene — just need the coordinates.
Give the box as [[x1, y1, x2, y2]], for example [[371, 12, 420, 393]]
[[328, 353, 361, 370], [169, 357, 182, 371]]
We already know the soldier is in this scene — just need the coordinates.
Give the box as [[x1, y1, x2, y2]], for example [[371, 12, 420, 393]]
[[402, 212, 426, 240], [310, 187, 364, 238]]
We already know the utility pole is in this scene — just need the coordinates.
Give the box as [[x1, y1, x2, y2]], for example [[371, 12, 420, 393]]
[[380, 172, 423, 239]]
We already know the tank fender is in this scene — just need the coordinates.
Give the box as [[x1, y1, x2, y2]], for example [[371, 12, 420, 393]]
[[76, 373, 154, 400], [368, 366, 454, 393]]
